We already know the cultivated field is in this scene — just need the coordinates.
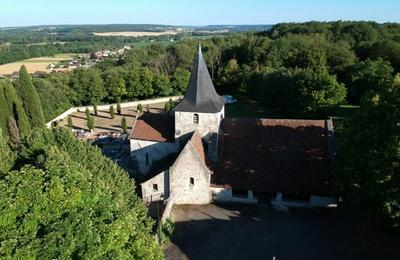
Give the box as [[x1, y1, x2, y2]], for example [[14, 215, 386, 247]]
[[0, 53, 76, 74], [93, 31, 178, 37]]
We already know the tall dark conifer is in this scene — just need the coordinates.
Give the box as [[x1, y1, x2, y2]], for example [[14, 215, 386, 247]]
[[2, 79, 30, 137], [7, 116, 20, 149], [15, 66, 45, 128]]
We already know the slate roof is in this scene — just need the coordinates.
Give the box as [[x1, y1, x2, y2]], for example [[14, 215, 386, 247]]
[[130, 112, 175, 142], [212, 118, 331, 196], [174, 46, 225, 113]]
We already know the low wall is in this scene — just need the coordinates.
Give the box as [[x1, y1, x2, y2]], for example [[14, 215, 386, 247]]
[[46, 96, 183, 128], [210, 187, 257, 204]]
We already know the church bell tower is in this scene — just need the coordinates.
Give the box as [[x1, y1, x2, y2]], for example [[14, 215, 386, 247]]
[[174, 46, 225, 161]]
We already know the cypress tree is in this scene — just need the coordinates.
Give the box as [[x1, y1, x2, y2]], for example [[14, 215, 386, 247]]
[[117, 102, 122, 115], [87, 115, 94, 131], [109, 106, 115, 119], [14, 66, 45, 128], [8, 116, 20, 149], [67, 116, 73, 128], [1, 79, 30, 138], [137, 103, 143, 113], [0, 82, 10, 136], [93, 104, 98, 116], [85, 107, 90, 119], [121, 117, 127, 133], [0, 128, 15, 173]]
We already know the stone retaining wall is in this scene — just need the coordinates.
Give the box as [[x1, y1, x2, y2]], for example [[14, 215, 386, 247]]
[[46, 96, 183, 127]]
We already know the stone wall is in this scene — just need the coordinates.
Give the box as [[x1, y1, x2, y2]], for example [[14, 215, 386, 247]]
[[210, 187, 257, 204], [271, 192, 336, 208], [130, 140, 179, 175], [170, 141, 211, 205], [46, 96, 183, 127], [141, 170, 169, 203]]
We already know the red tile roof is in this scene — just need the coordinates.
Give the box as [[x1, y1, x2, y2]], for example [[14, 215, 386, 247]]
[[130, 112, 175, 142], [212, 118, 331, 196]]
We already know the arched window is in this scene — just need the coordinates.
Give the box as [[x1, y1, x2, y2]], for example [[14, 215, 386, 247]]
[[193, 113, 199, 124], [190, 177, 194, 186]]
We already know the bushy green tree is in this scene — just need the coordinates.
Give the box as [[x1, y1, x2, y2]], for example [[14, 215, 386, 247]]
[[344, 58, 394, 104], [103, 68, 127, 102], [69, 68, 106, 105], [153, 73, 172, 96], [0, 128, 162, 259], [171, 68, 190, 94], [109, 106, 115, 119], [249, 67, 346, 115], [14, 65, 45, 128], [336, 80, 400, 230]]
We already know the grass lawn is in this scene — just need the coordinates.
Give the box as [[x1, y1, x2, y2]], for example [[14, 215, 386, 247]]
[[223, 90, 271, 118]]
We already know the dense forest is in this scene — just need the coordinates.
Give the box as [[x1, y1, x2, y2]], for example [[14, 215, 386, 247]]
[[0, 21, 399, 257]]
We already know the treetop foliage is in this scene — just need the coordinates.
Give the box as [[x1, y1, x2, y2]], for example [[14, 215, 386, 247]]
[[0, 128, 163, 259]]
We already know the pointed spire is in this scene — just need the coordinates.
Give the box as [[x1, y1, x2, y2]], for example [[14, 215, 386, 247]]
[[174, 46, 225, 113]]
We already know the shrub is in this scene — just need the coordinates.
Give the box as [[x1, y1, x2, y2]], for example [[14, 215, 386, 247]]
[[121, 117, 128, 133], [67, 115, 73, 128], [137, 103, 143, 113], [117, 102, 122, 115], [109, 106, 115, 119], [85, 107, 90, 119], [87, 115, 94, 131]]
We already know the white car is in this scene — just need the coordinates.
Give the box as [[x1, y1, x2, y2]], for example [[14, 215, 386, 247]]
[[223, 95, 238, 104]]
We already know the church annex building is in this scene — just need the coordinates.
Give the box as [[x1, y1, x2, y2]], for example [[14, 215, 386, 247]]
[[129, 46, 336, 209]]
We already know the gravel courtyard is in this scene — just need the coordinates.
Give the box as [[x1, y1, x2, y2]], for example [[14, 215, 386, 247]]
[[164, 204, 399, 260]]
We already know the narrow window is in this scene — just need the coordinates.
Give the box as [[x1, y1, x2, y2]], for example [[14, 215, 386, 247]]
[[193, 113, 199, 124], [145, 153, 149, 166], [153, 184, 158, 191], [190, 177, 194, 186]]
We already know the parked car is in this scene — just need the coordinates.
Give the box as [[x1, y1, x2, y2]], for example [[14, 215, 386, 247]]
[[223, 95, 238, 104]]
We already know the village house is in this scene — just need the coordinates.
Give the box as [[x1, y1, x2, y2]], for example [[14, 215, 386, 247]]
[[130, 46, 336, 209]]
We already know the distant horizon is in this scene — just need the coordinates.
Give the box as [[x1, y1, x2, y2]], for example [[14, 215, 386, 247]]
[[1, 20, 399, 29], [1, 0, 399, 28]]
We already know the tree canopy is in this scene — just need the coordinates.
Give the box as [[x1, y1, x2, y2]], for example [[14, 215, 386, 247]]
[[0, 128, 162, 259]]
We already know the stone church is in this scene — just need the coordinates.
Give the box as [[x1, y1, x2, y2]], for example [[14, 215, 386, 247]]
[[130, 46, 335, 208]]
